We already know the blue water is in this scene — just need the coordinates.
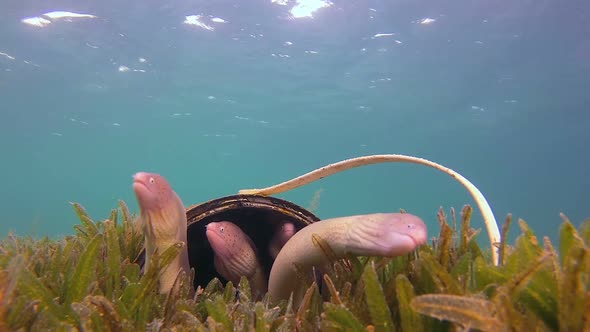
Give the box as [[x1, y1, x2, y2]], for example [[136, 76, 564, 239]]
[[1, 0, 589, 246]]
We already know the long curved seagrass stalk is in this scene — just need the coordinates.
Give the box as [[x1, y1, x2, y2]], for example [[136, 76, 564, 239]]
[[239, 154, 501, 265]]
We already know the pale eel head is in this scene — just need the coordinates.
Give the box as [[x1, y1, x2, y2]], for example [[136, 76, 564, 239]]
[[205, 222, 234, 260], [133, 172, 186, 243], [206, 221, 258, 280], [133, 171, 190, 295], [347, 212, 428, 257], [279, 222, 296, 240], [206, 221, 257, 259], [269, 221, 296, 259]]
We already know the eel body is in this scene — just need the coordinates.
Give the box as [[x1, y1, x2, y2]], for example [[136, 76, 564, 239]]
[[133, 172, 190, 294], [268, 212, 428, 306], [238, 154, 500, 265], [206, 221, 267, 299]]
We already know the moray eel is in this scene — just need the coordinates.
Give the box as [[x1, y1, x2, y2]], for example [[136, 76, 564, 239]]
[[206, 221, 267, 299], [133, 172, 190, 294], [239, 154, 499, 265], [268, 212, 428, 307], [268, 222, 296, 259]]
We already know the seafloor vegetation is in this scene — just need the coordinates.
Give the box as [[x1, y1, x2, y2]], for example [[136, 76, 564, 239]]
[[0, 201, 588, 331]]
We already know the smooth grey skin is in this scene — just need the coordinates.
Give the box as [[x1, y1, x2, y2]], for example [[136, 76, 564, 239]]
[[206, 221, 268, 299], [268, 212, 428, 307], [133, 172, 191, 295]]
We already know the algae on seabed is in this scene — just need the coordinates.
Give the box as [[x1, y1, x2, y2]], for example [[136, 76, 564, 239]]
[[0, 201, 588, 331]]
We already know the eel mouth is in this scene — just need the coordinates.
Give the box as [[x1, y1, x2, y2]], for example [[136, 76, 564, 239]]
[[133, 180, 147, 194], [133, 173, 150, 192], [381, 229, 427, 256], [206, 225, 232, 259], [133, 172, 158, 210], [404, 230, 428, 247], [406, 234, 421, 247]]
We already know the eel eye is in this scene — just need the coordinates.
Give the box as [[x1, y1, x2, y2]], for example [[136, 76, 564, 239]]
[[149, 177, 155, 184], [220, 226, 224, 233]]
